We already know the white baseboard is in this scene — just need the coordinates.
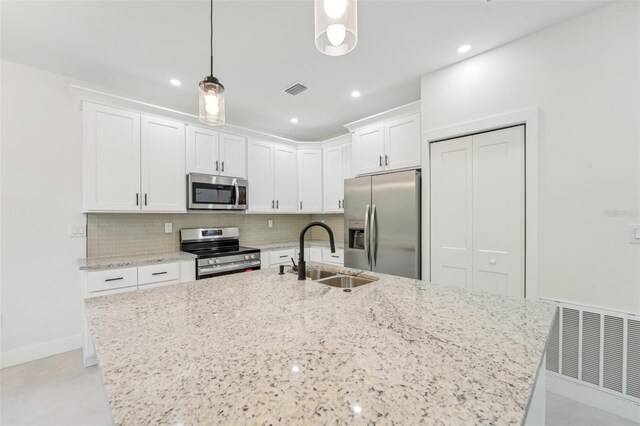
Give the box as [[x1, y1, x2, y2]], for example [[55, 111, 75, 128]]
[[547, 372, 640, 423], [0, 334, 82, 369]]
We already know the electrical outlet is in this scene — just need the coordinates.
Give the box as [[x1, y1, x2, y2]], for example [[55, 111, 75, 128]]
[[69, 225, 86, 237], [321, 219, 326, 224], [268, 219, 273, 228], [164, 223, 173, 234]]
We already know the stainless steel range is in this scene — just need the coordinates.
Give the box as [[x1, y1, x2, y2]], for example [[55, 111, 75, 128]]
[[180, 227, 260, 280]]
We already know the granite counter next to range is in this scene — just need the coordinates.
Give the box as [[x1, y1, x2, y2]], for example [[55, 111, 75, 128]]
[[85, 267, 556, 425]]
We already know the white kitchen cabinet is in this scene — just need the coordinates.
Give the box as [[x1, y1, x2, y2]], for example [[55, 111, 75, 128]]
[[322, 247, 344, 265], [269, 248, 296, 266], [83, 103, 141, 212], [248, 139, 275, 212], [186, 125, 219, 175], [86, 266, 138, 294], [186, 127, 246, 178], [298, 149, 323, 213], [343, 143, 353, 179], [274, 145, 298, 212], [323, 144, 345, 213], [141, 116, 186, 212], [384, 113, 421, 171], [219, 132, 247, 178], [310, 247, 323, 262], [352, 124, 385, 175], [350, 108, 421, 176], [247, 140, 297, 213]]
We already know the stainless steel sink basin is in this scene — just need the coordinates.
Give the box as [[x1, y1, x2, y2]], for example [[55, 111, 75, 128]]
[[316, 275, 377, 289], [306, 270, 338, 280]]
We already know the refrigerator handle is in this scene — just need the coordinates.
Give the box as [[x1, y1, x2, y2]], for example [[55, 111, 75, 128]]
[[364, 204, 371, 266], [371, 204, 377, 267]]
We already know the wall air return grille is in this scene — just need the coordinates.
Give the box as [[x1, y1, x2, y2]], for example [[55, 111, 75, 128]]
[[545, 302, 639, 404], [547, 310, 560, 373], [627, 319, 640, 399], [283, 83, 308, 96]]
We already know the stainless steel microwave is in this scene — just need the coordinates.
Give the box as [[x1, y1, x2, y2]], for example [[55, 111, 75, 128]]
[[187, 173, 248, 210]]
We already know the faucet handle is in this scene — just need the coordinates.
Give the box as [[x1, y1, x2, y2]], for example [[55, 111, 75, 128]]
[[290, 257, 298, 271]]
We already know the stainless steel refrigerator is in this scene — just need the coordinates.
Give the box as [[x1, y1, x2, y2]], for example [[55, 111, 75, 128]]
[[344, 170, 421, 279]]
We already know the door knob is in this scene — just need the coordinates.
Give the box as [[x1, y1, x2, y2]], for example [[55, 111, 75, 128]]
[[489, 259, 496, 265]]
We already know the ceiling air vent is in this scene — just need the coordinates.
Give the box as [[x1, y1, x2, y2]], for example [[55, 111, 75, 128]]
[[283, 82, 308, 96]]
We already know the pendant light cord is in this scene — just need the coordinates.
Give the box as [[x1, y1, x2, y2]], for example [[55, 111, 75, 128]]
[[210, 0, 214, 76]]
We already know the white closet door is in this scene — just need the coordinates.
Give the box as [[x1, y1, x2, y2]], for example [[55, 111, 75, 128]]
[[472, 127, 524, 297], [430, 136, 473, 290], [430, 126, 525, 297]]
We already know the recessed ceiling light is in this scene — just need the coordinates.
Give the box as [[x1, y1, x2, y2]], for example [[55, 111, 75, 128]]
[[457, 44, 472, 54], [170, 79, 181, 86], [351, 90, 361, 98], [290, 117, 299, 124]]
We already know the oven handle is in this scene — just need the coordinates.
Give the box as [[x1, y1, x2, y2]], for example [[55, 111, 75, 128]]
[[199, 260, 261, 275], [234, 180, 240, 208]]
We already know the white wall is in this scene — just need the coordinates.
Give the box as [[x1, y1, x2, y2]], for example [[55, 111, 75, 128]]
[[1, 60, 87, 367], [420, 2, 640, 313]]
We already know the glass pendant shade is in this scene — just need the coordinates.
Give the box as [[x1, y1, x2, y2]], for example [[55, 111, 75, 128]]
[[315, 0, 357, 56], [198, 75, 225, 125]]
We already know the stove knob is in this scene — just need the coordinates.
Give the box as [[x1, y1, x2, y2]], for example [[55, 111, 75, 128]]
[[215, 258, 221, 264], [244, 255, 250, 260], [208, 259, 214, 265], [250, 254, 256, 259]]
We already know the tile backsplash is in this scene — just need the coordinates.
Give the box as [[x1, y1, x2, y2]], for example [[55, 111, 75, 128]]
[[86, 213, 344, 258]]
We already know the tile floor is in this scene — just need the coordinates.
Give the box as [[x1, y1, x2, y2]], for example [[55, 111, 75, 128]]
[[1, 350, 637, 425]]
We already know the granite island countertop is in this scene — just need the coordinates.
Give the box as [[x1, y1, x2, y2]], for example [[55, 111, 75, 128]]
[[85, 267, 556, 425]]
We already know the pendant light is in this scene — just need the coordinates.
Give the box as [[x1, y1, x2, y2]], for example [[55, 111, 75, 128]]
[[314, 0, 357, 56], [199, 0, 225, 125]]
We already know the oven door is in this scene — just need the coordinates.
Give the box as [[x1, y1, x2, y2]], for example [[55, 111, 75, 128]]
[[188, 174, 247, 210]]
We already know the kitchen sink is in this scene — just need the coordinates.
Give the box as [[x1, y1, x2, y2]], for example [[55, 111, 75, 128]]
[[306, 269, 338, 280], [316, 275, 377, 289]]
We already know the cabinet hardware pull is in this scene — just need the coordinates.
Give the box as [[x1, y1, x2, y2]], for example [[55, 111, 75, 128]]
[[276, 200, 279, 209], [385, 155, 389, 166], [144, 193, 148, 206], [105, 277, 123, 282], [152, 271, 167, 276], [215, 160, 219, 171], [379, 155, 382, 167], [136, 193, 139, 206], [272, 200, 275, 209], [300, 201, 302, 209], [338, 200, 341, 209], [279, 255, 288, 258], [331, 255, 339, 258], [221, 161, 225, 172]]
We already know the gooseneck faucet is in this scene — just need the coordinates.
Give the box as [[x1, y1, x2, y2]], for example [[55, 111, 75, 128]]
[[298, 222, 335, 280]]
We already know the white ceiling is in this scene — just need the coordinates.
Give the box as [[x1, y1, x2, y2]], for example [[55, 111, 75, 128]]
[[1, 0, 606, 141]]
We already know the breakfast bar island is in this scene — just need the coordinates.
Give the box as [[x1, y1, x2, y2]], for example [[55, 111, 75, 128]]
[[85, 266, 555, 425]]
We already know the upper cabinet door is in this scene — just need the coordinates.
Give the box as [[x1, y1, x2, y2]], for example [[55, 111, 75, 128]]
[[384, 112, 421, 171], [186, 126, 219, 175], [343, 143, 353, 179], [323, 145, 344, 213], [83, 103, 141, 212], [298, 149, 323, 213], [352, 124, 384, 175], [219, 132, 247, 178], [247, 139, 275, 212], [140, 116, 186, 212], [273, 144, 298, 212]]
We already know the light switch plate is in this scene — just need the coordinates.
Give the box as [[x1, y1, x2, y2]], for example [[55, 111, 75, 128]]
[[69, 224, 86, 237], [164, 223, 173, 234], [631, 224, 640, 244], [268, 219, 273, 228]]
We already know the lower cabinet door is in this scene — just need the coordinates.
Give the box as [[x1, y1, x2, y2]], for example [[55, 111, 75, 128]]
[[322, 248, 344, 265], [269, 249, 295, 266], [138, 262, 180, 286], [87, 267, 138, 295]]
